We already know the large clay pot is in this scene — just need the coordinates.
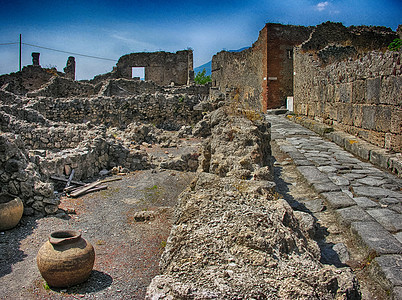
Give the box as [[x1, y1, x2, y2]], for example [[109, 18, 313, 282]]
[[37, 230, 95, 288], [0, 194, 23, 231]]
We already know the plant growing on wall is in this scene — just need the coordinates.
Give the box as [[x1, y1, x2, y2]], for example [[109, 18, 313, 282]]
[[194, 68, 211, 85], [388, 38, 402, 51]]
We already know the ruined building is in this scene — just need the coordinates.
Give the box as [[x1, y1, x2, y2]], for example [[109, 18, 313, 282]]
[[213, 22, 401, 153], [115, 50, 194, 86], [212, 23, 312, 111], [212, 22, 398, 112]]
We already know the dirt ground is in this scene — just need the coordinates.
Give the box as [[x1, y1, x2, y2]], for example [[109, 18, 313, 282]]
[[0, 168, 195, 300], [0, 137, 389, 299]]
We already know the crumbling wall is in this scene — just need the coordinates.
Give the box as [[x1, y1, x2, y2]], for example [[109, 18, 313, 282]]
[[27, 92, 204, 130], [27, 76, 97, 98], [293, 23, 401, 152], [0, 134, 57, 216], [0, 66, 58, 95], [116, 50, 194, 86], [212, 47, 262, 111], [212, 23, 312, 112]]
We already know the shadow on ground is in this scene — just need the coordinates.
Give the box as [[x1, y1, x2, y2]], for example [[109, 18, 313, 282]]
[[273, 160, 347, 268], [0, 216, 38, 278]]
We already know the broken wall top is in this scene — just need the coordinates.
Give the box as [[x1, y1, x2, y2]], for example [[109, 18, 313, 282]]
[[300, 22, 398, 56]]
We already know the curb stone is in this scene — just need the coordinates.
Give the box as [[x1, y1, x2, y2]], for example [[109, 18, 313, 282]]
[[287, 115, 402, 178]]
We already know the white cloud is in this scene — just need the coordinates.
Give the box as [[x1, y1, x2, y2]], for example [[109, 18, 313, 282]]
[[315, 1, 329, 11]]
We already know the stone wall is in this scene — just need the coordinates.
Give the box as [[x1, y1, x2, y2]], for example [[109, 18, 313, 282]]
[[116, 50, 194, 86], [212, 46, 263, 111], [212, 23, 312, 112], [0, 134, 57, 216], [293, 23, 401, 152], [26, 92, 204, 131]]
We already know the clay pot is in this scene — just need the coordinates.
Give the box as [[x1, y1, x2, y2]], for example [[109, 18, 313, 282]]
[[0, 194, 24, 231], [37, 230, 95, 288]]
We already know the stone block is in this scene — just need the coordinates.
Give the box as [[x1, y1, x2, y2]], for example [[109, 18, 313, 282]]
[[347, 139, 371, 161], [361, 105, 376, 130], [352, 186, 402, 200], [353, 197, 379, 209], [367, 208, 402, 233], [385, 133, 402, 153], [373, 255, 402, 287], [321, 191, 356, 209], [296, 166, 330, 185], [351, 221, 402, 255], [369, 148, 391, 170], [380, 75, 401, 105], [339, 83, 352, 103], [388, 155, 402, 176], [293, 159, 315, 166], [328, 175, 350, 186], [352, 104, 363, 127], [374, 106, 391, 132], [336, 206, 375, 226], [351, 80, 365, 104], [390, 108, 402, 134], [366, 77, 381, 104], [313, 182, 341, 193], [326, 131, 346, 148]]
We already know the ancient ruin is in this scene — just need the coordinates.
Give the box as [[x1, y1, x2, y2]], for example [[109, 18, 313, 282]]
[[0, 21, 401, 299], [212, 22, 398, 112]]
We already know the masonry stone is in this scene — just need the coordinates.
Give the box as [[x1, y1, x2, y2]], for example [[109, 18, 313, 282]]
[[351, 221, 402, 255], [321, 191, 356, 209]]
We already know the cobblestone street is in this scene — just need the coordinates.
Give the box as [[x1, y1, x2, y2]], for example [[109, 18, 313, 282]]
[[267, 114, 402, 299]]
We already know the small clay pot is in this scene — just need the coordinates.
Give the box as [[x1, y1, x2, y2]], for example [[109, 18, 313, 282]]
[[0, 194, 23, 231], [37, 230, 95, 288]]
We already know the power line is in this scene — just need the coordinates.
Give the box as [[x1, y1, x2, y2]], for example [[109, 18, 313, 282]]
[[22, 42, 117, 62], [0, 42, 19, 46]]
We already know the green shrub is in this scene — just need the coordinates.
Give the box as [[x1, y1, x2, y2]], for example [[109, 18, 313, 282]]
[[194, 68, 211, 85], [388, 38, 402, 51]]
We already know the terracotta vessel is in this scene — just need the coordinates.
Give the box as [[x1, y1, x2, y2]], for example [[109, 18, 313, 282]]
[[37, 230, 95, 288], [0, 194, 23, 231]]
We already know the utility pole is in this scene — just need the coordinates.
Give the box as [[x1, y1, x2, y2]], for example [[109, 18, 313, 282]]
[[19, 34, 21, 72]]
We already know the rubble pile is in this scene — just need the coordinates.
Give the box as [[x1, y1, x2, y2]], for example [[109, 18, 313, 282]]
[[195, 106, 273, 180], [146, 106, 360, 299]]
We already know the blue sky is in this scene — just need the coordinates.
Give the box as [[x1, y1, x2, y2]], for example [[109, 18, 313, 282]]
[[0, 0, 401, 80]]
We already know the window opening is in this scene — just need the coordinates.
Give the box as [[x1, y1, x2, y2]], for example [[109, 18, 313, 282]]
[[132, 67, 145, 80]]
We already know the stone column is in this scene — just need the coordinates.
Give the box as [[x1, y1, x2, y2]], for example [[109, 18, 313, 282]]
[[32, 52, 40, 66], [63, 56, 76, 80]]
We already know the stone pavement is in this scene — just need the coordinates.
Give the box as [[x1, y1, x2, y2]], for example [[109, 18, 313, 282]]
[[266, 114, 402, 299]]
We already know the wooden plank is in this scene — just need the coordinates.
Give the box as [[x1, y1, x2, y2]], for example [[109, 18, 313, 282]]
[[65, 169, 75, 189], [66, 177, 122, 198], [69, 180, 102, 198], [73, 185, 108, 197]]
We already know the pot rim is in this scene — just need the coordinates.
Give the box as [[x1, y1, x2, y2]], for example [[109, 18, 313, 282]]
[[49, 230, 81, 245]]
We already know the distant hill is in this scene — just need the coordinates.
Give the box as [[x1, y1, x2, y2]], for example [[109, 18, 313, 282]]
[[194, 47, 249, 76]]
